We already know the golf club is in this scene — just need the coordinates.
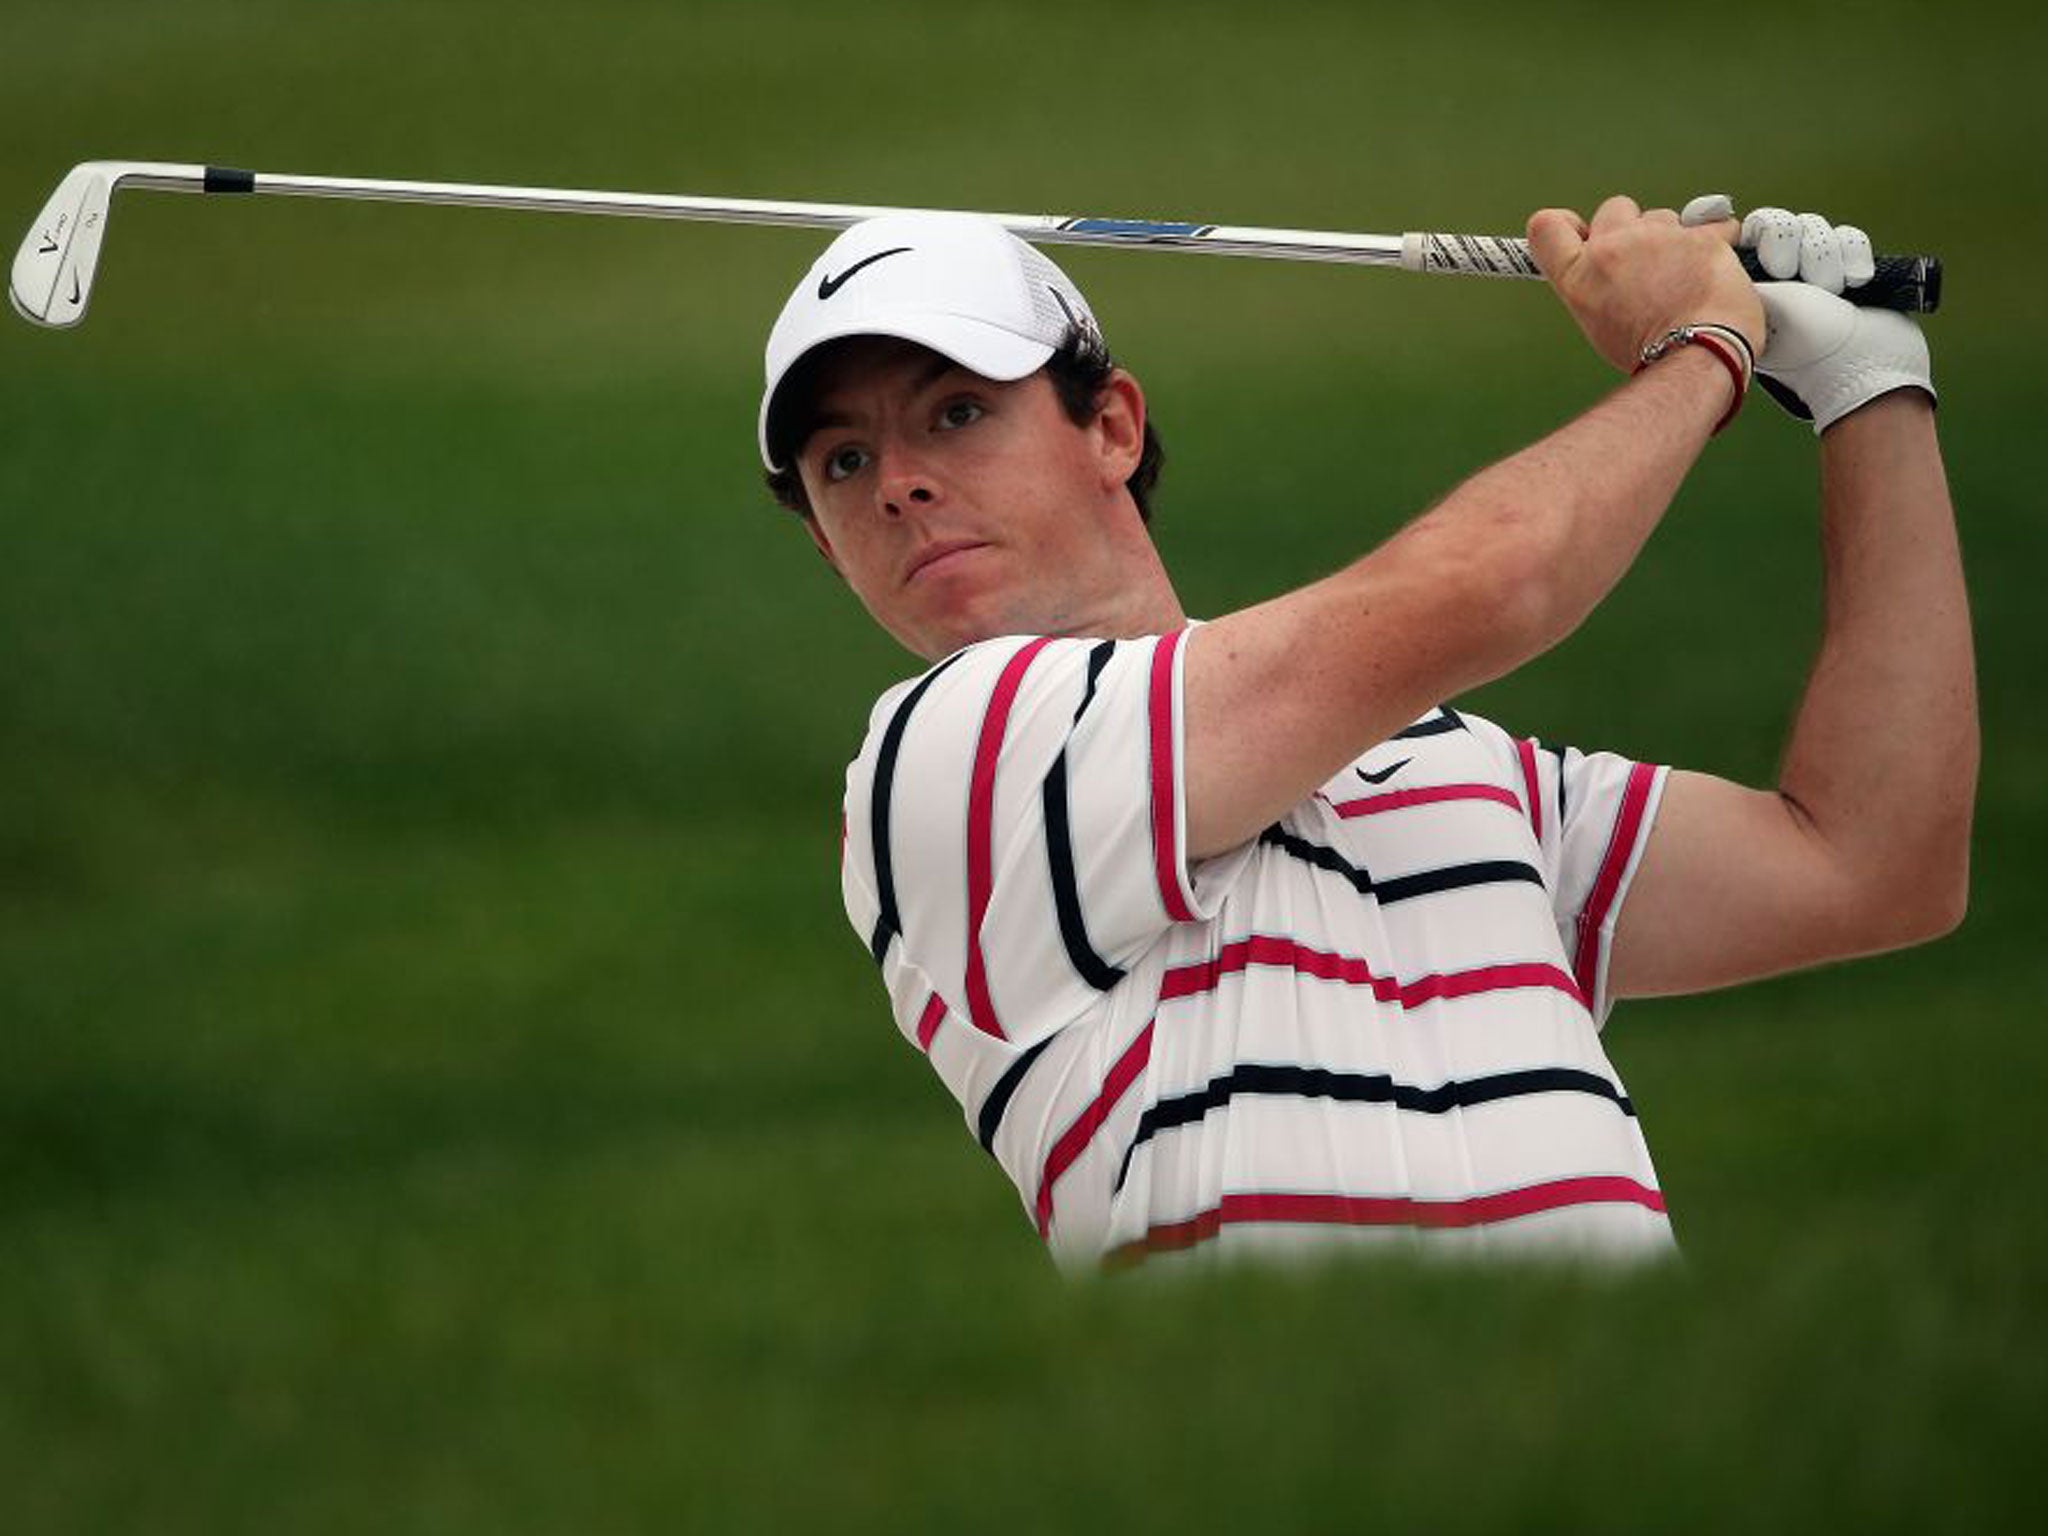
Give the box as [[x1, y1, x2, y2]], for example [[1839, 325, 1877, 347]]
[[11, 159, 1943, 331]]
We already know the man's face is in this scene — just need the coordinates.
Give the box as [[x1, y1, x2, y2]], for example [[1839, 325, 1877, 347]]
[[792, 337, 1145, 659]]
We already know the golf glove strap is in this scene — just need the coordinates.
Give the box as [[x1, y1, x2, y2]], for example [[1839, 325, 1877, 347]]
[[1681, 194, 1935, 433]]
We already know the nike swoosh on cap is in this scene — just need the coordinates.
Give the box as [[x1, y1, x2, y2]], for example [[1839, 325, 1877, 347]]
[[818, 246, 913, 300]]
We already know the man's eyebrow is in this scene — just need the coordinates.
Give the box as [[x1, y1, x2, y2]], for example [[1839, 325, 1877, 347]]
[[913, 353, 964, 393], [806, 355, 977, 444]]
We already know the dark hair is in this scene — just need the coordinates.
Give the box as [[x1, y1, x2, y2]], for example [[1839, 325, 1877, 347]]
[[762, 330, 1165, 522]]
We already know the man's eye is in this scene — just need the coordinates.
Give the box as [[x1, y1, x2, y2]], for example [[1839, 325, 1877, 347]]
[[937, 399, 985, 430], [824, 446, 871, 483]]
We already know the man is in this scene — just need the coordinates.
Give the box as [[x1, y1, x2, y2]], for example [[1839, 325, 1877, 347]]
[[756, 194, 1974, 1272]]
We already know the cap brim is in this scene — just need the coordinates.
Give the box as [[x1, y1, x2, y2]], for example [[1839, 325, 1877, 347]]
[[758, 311, 1056, 472]]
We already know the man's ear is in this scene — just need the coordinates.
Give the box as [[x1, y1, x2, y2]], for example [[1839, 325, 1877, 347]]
[[802, 512, 843, 576], [1091, 368, 1146, 488]]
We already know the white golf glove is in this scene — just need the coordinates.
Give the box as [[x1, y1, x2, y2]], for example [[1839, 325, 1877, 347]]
[[1681, 194, 1934, 434]]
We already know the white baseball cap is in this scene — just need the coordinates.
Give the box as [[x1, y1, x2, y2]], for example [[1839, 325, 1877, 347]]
[[758, 211, 1101, 472]]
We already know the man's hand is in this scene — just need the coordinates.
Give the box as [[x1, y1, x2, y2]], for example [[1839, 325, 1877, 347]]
[[1678, 196, 1934, 433], [1683, 195, 1874, 294], [1527, 195, 1764, 372]]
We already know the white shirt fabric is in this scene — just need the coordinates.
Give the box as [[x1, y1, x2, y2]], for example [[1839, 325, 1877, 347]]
[[840, 630, 1674, 1273]]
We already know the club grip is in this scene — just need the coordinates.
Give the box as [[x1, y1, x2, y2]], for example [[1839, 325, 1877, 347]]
[[1408, 234, 1943, 316], [1737, 249, 1941, 314]]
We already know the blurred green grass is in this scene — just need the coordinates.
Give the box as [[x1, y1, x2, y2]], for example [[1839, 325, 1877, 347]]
[[3, 2, 2044, 1531]]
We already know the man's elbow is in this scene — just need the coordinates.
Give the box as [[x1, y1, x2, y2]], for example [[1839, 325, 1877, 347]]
[[1908, 814, 1975, 944], [1438, 500, 1577, 668], [1916, 857, 1971, 943], [1892, 886, 1968, 950], [1851, 846, 1971, 953]]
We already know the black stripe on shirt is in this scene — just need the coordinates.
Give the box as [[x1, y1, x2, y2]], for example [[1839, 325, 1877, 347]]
[[977, 1033, 1058, 1155], [1541, 741, 1569, 825], [1377, 859, 1545, 904], [1042, 642, 1125, 990], [1258, 826, 1543, 906], [1114, 1063, 1635, 1191], [868, 650, 968, 966], [1391, 705, 1468, 741]]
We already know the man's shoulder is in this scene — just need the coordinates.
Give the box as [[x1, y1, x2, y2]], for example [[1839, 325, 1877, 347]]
[[854, 633, 1148, 750], [842, 632, 1187, 830], [856, 638, 1012, 748]]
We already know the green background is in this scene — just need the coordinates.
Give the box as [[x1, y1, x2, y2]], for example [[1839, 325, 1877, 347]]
[[3, 2, 2042, 1529]]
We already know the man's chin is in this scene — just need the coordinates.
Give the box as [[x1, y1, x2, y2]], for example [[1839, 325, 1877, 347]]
[[891, 583, 1033, 659], [903, 618, 1001, 662]]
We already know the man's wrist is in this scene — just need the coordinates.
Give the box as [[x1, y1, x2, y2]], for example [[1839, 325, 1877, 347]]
[[1819, 384, 1938, 441], [1633, 336, 1749, 435]]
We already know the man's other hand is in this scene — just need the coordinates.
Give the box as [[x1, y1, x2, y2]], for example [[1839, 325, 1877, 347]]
[[1684, 197, 1875, 295], [1677, 196, 1933, 433]]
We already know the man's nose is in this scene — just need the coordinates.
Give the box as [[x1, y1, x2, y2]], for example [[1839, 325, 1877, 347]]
[[876, 445, 940, 518]]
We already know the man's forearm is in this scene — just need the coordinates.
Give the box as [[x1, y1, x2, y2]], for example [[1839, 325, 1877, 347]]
[[1183, 199, 1763, 860], [1778, 393, 1976, 934], [1185, 346, 1736, 859], [1372, 345, 1732, 679]]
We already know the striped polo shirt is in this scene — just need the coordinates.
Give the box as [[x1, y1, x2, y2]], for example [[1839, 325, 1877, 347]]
[[841, 629, 1673, 1273]]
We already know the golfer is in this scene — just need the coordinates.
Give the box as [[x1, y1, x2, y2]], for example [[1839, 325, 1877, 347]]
[[755, 194, 1973, 1271]]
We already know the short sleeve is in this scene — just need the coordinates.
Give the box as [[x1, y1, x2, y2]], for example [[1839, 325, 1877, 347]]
[[1515, 737, 1668, 1027], [841, 630, 1236, 1051]]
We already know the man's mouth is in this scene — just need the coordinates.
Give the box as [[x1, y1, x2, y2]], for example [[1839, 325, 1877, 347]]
[[905, 539, 988, 583]]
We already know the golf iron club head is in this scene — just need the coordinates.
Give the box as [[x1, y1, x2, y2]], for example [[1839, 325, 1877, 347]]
[[11, 161, 120, 327]]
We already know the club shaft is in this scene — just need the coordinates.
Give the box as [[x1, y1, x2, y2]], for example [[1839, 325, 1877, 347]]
[[137, 166, 1956, 308], [217, 167, 1414, 267]]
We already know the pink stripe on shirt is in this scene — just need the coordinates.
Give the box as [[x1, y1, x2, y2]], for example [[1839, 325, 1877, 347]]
[[1147, 630, 1197, 923], [1108, 1175, 1667, 1268], [963, 637, 1056, 1040], [1517, 738, 1544, 841], [1331, 783, 1523, 819], [1572, 761, 1657, 1003], [1160, 934, 1586, 1012], [1036, 1021, 1155, 1237], [914, 992, 947, 1052]]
